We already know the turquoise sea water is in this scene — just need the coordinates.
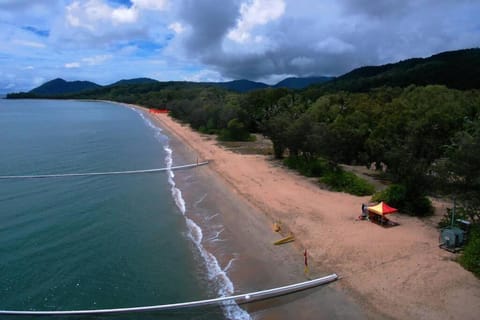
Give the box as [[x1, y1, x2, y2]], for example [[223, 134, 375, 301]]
[[0, 100, 244, 319]]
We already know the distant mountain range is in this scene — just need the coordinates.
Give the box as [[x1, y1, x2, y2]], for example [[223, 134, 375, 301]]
[[6, 48, 480, 99], [16, 76, 334, 97]]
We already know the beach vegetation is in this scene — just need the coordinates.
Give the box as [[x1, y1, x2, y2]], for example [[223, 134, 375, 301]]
[[459, 225, 480, 277], [283, 156, 330, 177], [218, 118, 254, 141], [372, 184, 407, 209], [284, 156, 375, 196], [320, 167, 375, 196], [371, 184, 434, 216]]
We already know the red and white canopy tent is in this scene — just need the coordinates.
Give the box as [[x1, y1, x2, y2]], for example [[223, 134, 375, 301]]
[[367, 202, 398, 216]]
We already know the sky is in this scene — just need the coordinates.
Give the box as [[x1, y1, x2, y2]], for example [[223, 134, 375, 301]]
[[1, 0, 479, 93]]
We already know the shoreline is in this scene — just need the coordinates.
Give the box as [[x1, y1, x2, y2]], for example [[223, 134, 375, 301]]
[[126, 103, 365, 319], [126, 102, 480, 319]]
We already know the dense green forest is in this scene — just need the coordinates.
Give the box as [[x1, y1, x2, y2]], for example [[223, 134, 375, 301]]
[[6, 47, 480, 275]]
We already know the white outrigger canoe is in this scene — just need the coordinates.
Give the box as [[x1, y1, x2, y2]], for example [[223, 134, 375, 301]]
[[0, 274, 338, 316]]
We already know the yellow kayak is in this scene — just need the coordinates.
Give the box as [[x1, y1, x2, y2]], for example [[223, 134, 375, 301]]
[[274, 234, 295, 245]]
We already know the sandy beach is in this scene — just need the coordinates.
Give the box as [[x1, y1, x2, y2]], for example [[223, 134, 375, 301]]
[[135, 104, 480, 319]]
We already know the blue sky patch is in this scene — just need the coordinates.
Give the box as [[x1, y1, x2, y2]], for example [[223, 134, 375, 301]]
[[22, 26, 50, 37], [108, 0, 133, 7]]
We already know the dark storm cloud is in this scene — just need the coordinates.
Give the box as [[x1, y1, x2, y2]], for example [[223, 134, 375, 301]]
[[178, 0, 241, 54], [175, 0, 480, 81], [203, 45, 359, 80], [340, 0, 412, 18]]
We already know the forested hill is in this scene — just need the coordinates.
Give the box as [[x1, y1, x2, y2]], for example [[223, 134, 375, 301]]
[[274, 76, 333, 89], [206, 79, 269, 93], [307, 48, 480, 94], [29, 78, 101, 95], [108, 78, 159, 87]]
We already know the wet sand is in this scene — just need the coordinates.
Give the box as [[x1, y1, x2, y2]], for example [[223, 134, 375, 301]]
[[129, 104, 480, 319]]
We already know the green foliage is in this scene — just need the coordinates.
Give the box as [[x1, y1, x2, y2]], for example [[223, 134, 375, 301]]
[[459, 225, 480, 277], [320, 167, 375, 196], [283, 156, 330, 177], [403, 195, 434, 217], [264, 112, 291, 158], [438, 118, 480, 222], [284, 156, 374, 195], [372, 184, 407, 209], [218, 118, 253, 141], [306, 48, 480, 97], [372, 184, 434, 216]]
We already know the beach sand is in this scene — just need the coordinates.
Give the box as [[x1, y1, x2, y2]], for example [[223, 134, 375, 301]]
[[134, 104, 480, 319]]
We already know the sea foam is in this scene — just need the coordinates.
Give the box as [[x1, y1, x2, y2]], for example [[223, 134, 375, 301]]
[[135, 109, 250, 320]]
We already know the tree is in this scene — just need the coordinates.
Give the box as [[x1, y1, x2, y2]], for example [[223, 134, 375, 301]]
[[219, 118, 251, 141], [264, 112, 292, 158], [441, 118, 480, 221]]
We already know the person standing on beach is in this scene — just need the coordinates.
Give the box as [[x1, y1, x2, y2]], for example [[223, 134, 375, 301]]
[[361, 203, 368, 220]]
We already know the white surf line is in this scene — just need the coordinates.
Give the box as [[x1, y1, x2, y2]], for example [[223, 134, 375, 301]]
[[0, 161, 209, 180], [0, 274, 338, 316]]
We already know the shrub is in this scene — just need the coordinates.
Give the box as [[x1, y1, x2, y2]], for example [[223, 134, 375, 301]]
[[459, 225, 480, 277], [283, 156, 330, 177], [372, 184, 407, 209], [218, 118, 252, 141], [320, 168, 375, 196], [372, 184, 434, 216], [404, 195, 434, 217], [284, 156, 374, 196]]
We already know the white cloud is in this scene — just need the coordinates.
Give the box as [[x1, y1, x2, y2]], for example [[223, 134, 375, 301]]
[[168, 22, 184, 34], [228, 0, 286, 43], [66, 0, 108, 30], [112, 6, 138, 24], [132, 0, 168, 11], [66, 0, 140, 31], [118, 45, 139, 55], [63, 54, 111, 69], [183, 69, 227, 83], [12, 39, 46, 48], [82, 54, 112, 65], [64, 0, 168, 30], [65, 62, 81, 68]]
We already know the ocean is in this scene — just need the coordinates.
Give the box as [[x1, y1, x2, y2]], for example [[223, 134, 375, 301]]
[[0, 99, 249, 319]]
